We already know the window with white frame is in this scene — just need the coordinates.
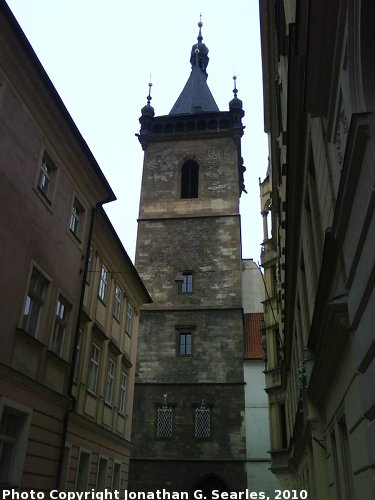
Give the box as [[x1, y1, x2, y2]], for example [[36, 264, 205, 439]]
[[105, 359, 116, 405], [118, 371, 127, 415], [96, 455, 108, 491], [113, 285, 122, 321], [87, 343, 100, 393], [125, 303, 133, 335], [22, 267, 49, 337], [0, 398, 32, 487], [75, 449, 91, 492], [51, 296, 70, 357], [69, 197, 84, 239], [195, 400, 211, 438], [98, 265, 109, 303], [37, 152, 56, 200]]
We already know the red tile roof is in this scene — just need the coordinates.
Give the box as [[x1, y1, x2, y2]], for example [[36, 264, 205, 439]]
[[244, 313, 264, 359]]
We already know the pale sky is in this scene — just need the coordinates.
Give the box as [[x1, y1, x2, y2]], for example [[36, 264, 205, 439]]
[[7, 0, 268, 263]]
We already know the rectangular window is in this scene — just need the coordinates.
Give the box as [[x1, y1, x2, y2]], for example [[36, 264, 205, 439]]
[[156, 407, 173, 438], [22, 268, 48, 337], [87, 344, 101, 393], [96, 456, 108, 491], [0, 400, 32, 487], [195, 403, 210, 438], [75, 449, 91, 492], [113, 285, 122, 321], [181, 272, 193, 293], [112, 461, 121, 492], [179, 332, 192, 355], [118, 371, 127, 415], [98, 265, 108, 303], [69, 197, 84, 239], [51, 296, 69, 356], [37, 152, 56, 199], [105, 359, 116, 405], [125, 303, 133, 335]]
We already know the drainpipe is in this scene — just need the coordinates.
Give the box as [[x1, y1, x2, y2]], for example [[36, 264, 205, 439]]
[[55, 204, 98, 489]]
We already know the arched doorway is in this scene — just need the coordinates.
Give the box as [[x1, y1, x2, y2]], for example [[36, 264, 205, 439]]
[[194, 475, 229, 499]]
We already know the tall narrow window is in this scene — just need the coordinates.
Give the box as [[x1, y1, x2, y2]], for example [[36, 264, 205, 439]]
[[96, 456, 108, 491], [125, 303, 133, 335], [181, 272, 193, 293], [179, 333, 192, 356], [51, 296, 69, 356], [69, 197, 84, 239], [37, 152, 56, 200], [0, 401, 32, 487], [195, 400, 211, 438], [87, 343, 100, 393], [113, 285, 122, 321], [112, 461, 121, 492], [98, 265, 108, 303], [75, 450, 91, 492], [22, 268, 49, 337], [181, 160, 199, 198], [156, 394, 173, 438], [105, 359, 116, 405], [118, 371, 127, 415]]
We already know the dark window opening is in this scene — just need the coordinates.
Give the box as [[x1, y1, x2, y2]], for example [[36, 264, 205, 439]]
[[181, 161, 199, 198]]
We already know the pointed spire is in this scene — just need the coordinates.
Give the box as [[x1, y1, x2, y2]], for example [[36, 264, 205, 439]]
[[190, 17, 209, 77], [169, 18, 218, 115], [141, 78, 154, 117], [229, 74, 243, 110]]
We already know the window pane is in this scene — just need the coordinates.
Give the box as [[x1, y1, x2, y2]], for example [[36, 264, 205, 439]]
[[181, 273, 193, 293], [22, 269, 48, 337], [157, 408, 173, 437], [179, 333, 192, 355], [195, 407, 210, 438]]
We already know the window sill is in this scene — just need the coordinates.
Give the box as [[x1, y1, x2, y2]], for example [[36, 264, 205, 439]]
[[15, 327, 45, 348], [33, 185, 54, 214], [46, 349, 70, 368]]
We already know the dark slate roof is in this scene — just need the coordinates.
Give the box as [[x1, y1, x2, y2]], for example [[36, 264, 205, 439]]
[[169, 63, 219, 115]]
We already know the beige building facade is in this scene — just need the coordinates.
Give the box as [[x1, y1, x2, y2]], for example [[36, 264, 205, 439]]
[[259, 0, 375, 498], [63, 208, 151, 494], [0, 2, 150, 492]]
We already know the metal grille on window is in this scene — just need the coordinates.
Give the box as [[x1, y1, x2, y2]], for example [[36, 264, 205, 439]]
[[195, 399, 210, 438], [157, 394, 172, 438]]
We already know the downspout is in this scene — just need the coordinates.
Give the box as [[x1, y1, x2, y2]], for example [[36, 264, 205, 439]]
[[55, 204, 99, 489]]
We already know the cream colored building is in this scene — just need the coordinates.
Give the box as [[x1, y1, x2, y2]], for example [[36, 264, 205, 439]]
[[0, 3, 150, 492], [63, 208, 151, 493], [259, 1, 375, 498]]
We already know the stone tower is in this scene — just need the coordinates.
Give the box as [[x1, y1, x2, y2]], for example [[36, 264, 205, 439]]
[[129, 22, 247, 493]]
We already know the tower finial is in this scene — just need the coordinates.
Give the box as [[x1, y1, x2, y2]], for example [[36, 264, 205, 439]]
[[197, 14, 203, 43], [147, 76, 153, 105], [233, 74, 238, 98]]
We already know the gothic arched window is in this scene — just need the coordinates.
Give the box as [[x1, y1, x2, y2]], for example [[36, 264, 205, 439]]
[[181, 160, 199, 199]]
